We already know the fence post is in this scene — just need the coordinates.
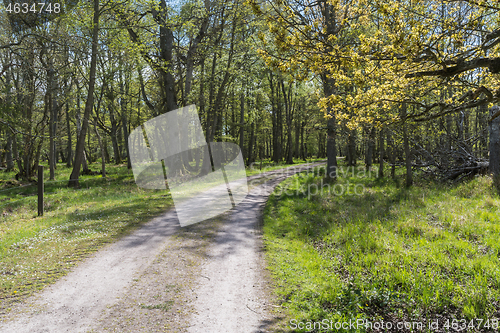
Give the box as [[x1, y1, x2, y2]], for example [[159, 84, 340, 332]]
[[38, 165, 44, 216]]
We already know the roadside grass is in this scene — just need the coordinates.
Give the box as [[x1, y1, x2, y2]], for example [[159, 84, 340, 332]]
[[0, 163, 172, 313], [140, 300, 174, 311], [0, 158, 309, 314], [263, 162, 500, 332], [245, 158, 325, 177]]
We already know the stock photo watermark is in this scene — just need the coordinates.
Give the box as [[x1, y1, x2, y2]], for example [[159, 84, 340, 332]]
[[290, 317, 500, 332], [274, 177, 366, 199], [128, 105, 374, 227], [128, 105, 249, 227]]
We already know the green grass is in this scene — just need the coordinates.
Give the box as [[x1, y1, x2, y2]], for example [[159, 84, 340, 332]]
[[245, 158, 325, 177], [0, 158, 309, 313], [0, 163, 172, 312], [263, 162, 500, 332], [140, 300, 174, 311]]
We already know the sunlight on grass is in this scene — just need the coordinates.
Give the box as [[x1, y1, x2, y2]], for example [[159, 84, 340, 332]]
[[0, 164, 172, 312], [0, 159, 308, 314], [263, 162, 500, 332], [245, 158, 325, 177]]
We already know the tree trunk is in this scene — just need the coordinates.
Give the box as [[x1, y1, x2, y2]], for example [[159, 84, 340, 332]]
[[47, 63, 57, 180], [489, 106, 500, 177], [110, 108, 121, 164], [402, 103, 413, 187], [19, 48, 36, 180], [94, 122, 106, 178], [269, 72, 278, 163], [6, 133, 14, 171], [76, 109, 89, 172], [69, 0, 99, 187], [295, 120, 300, 159], [153, 0, 178, 113], [388, 131, 396, 179], [13, 132, 21, 174], [66, 101, 72, 167], [277, 96, 283, 162], [195, 57, 205, 173], [117, 116, 123, 158], [280, 79, 294, 164], [247, 121, 255, 166], [104, 137, 110, 163], [239, 91, 245, 160], [322, 76, 338, 179], [446, 113, 452, 151], [51, 78, 58, 175], [480, 103, 488, 158], [464, 109, 470, 142], [301, 122, 306, 160], [317, 132, 322, 159], [347, 130, 356, 166], [365, 127, 375, 171], [321, 1, 338, 179], [286, 130, 293, 164], [184, 13, 209, 105], [121, 111, 131, 169], [198, 12, 231, 177], [271, 75, 283, 163], [378, 128, 384, 178], [5, 63, 15, 171]]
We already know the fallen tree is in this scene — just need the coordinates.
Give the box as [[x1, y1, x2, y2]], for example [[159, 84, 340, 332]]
[[411, 132, 490, 182]]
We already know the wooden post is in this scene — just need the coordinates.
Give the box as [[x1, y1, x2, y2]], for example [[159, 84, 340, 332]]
[[38, 165, 44, 216]]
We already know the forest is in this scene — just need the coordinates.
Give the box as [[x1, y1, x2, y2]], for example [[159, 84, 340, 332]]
[[0, 0, 499, 187], [1, 0, 500, 331], [0, 0, 499, 192]]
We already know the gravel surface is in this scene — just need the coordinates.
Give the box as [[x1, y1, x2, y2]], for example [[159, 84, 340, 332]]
[[0, 162, 324, 333]]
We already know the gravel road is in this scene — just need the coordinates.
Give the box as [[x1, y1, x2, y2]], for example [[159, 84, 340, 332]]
[[0, 162, 324, 333]]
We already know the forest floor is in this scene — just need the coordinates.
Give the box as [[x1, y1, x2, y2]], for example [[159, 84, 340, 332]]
[[263, 162, 500, 332], [0, 161, 325, 332], [0, 158, 321, 312]]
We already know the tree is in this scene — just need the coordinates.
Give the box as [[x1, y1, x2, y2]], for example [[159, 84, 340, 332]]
[[68, 0, 100, 187], [253, 0, 372, 179], [330, 0, 500, 178]]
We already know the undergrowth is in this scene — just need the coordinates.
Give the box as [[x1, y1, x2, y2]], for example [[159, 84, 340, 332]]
[[263, 162, 500, 332]]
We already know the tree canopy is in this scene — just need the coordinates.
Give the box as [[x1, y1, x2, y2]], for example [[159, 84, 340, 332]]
[[0, 0, 499, 185]]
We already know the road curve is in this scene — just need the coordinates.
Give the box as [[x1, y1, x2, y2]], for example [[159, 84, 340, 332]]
[[0, 162, 324, 333]]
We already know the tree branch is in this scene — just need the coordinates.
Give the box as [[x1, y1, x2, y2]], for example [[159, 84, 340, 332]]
[[406, 57, 500, 78]]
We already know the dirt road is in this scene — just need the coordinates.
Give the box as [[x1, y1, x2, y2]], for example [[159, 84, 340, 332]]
[[0, 162, 324, 332]]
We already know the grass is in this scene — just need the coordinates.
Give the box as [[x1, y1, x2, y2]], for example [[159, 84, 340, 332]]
[[0, 163, 172, 313], [245, 157, 325, 177], [140, 300, 174, 311], [0, 157, 311, 314], [263, 161, 500, 332]]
